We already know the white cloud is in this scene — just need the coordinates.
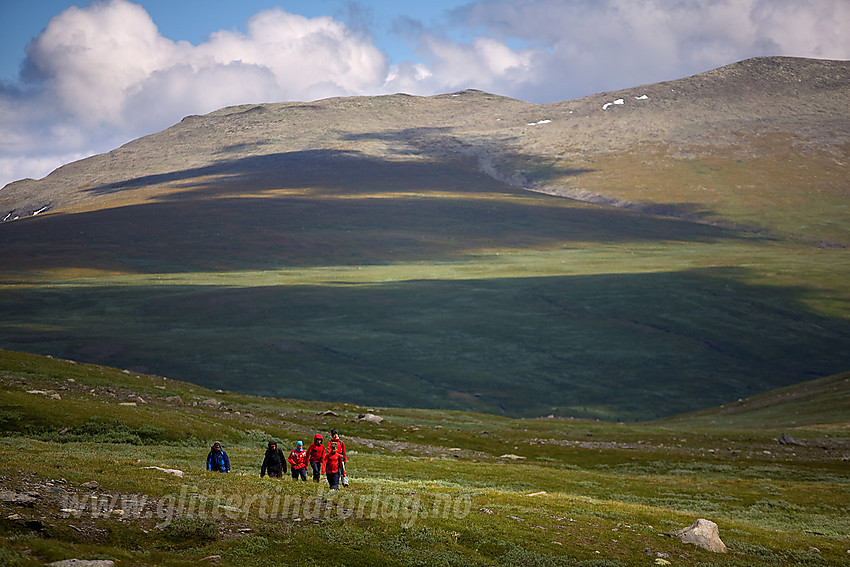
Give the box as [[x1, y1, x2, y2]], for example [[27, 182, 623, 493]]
[[1, 0, 849, 189], [1, 0, 391, 189], [384, 34, 537, 94], [24, 0, 176, 126], [446, 0, 850, 100]]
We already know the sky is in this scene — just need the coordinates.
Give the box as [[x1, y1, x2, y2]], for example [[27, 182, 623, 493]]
[[1, 0, 848, 190]]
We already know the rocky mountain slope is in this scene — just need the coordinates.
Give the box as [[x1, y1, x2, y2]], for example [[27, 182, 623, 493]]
[[3, 56, 847, 228]]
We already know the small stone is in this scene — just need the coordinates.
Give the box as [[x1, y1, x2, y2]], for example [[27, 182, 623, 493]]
[[81, 481, 99, 489], [201, 556, 222, 563], [779, 432, 805, 446], [143, 466, 184, 478], [48, 560, 115, 567], [358, 413, 383, 424]]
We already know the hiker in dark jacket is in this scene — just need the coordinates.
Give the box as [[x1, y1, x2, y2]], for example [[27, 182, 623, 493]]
[[261, 440, 287, 478], [207, 441, 230, 473]]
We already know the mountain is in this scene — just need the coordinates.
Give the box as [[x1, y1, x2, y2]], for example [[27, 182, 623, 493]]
[[0, 56, 848, 420]]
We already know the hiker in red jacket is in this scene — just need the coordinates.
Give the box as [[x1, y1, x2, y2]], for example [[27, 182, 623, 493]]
[[322, 441, 345, 490], [306, 434, 325, 482], [330, 429, 347, 463], [288, 440, 308, 481], [329, 428, 349, 487]]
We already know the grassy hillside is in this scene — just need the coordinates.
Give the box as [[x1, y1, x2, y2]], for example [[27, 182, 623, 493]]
[[0, 57, 849, 420], [1, 349, 848, 566], [660, 371, 850, 429]]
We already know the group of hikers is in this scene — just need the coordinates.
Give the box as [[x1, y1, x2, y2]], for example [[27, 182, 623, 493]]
[[206, 429, 348, 490]]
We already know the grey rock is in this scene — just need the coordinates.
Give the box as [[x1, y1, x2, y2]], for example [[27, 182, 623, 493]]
[[672, 518, 727, 553], [779, 432, 805, 446], [48, 561, 115, 567], [0, 491, 38, 506]]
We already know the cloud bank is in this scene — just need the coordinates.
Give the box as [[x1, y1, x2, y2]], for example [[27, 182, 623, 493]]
[[1, 0, 848, 188]]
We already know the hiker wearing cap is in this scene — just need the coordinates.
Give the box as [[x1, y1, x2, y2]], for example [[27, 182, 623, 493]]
[[288, 440, 308, 481], [306, 434, 325, 482], [261, 440, 286, 478], [207, 441, 230, 473]]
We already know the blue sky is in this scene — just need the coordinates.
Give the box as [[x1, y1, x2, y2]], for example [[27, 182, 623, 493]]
[[1, 0, 848, 189]]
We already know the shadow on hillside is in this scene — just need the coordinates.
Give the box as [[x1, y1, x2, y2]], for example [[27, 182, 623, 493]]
[[1, 267, 848, 420], [559, 192, 761, 233], [0, 148, 756, 273], [83, 149, 371, 197], [340, 127, 596, 180], [1, 196, 745, 275], [84, 141, 593, 200]]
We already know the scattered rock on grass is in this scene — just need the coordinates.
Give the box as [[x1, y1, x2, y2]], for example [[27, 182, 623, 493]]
[[48, 560, 115, 567], [358, 413, 383, 424], [779, 432, 805, 446], [498, 453, 526, 460], [0, 491, 39, 506], [144, 466, 184, 478], [672, 518, 727, 553]]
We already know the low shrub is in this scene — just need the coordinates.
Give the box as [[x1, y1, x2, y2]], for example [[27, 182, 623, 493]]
[[160, 515, 220, 544]]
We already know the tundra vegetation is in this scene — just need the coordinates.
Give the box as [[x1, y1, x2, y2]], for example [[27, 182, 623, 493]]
[[0, 349, 848, 566]]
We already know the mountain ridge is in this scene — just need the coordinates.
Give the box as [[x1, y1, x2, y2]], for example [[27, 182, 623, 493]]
[[3, 56, 848, 223]]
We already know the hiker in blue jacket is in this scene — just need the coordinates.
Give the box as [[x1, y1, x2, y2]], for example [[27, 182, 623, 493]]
[[206, 441, 231, 473]]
